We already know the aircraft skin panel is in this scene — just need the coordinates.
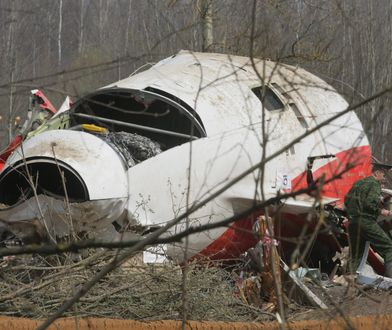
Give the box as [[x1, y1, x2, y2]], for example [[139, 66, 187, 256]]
[[188, 215, 260, 262], [194, 145, 371, 261], [125, 122, 370, 261], [106, 51, 359, 142], [125, 125, 265, 227], [292, 145, 372, 204], [0, 195, 127, 240]]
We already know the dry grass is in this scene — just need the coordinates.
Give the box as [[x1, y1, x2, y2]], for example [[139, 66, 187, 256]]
[[0, 250, 276, 322]]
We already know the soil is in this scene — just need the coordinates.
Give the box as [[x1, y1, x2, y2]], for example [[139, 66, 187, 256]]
[[290, 283, 392, 321]]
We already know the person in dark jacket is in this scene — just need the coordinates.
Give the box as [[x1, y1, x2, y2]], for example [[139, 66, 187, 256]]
[[344, 163, 392, 276]]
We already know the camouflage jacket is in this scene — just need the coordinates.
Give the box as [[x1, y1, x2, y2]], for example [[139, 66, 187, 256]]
[[344, 176, 381, 221]]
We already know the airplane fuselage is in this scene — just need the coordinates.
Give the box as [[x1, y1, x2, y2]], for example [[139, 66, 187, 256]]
[[0, 51, 371, 266]]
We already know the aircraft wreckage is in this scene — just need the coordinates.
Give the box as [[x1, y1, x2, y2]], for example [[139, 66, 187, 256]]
[[0, 50, 373, 271]]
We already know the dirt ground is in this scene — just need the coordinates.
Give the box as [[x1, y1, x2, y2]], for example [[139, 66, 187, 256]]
[[289, 282, 392, 322]]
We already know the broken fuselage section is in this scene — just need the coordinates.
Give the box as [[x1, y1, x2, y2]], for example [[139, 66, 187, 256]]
[[0, 51, 370, 268], [0, 85, 206, 242]]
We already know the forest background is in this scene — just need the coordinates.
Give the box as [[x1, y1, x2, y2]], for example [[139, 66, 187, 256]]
[[0, 0, 390, 160]]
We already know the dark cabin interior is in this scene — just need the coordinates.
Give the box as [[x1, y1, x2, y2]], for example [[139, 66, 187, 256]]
[[71, 87, 206, 150]]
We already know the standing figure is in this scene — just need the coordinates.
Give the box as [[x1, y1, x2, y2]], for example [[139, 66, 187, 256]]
[[344, 163, 392, 276]]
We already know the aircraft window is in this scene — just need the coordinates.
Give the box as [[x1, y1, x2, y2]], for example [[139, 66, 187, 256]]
[[252, 86, 284, 111], [271, 83, 285, 95], [289, 103, 309, 129], [143, 86, 206, 133]]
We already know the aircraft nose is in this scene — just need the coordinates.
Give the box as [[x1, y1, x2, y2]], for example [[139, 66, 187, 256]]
[[0, 130, 128, 208]]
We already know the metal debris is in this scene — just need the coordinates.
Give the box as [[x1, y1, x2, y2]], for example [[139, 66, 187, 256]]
[[293, 267, 322, 281], [240, 216, 329, 311], [356, 241, 392, 290], [282, 261, 328, 309]]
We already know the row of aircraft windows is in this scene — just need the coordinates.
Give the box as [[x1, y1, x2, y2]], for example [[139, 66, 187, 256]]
[[251, 85, 309, 129]]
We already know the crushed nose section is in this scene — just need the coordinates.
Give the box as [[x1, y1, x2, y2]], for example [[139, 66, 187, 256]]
[[0, 158, 89, 207]]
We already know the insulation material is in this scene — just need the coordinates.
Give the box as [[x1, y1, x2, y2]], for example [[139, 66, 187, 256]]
[[106, 131, 161, 167]]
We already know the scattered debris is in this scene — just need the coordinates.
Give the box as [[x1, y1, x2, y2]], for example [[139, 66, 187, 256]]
[[238, 216, 331, 311], [282, 261, 328, 309], [332, 275, 352, 286], [0, 238, 391, 323], [236, 216, 281, 312], [356, 241, 392, 289]]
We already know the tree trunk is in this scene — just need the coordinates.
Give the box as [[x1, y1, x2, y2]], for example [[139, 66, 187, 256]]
[[58, 0, 63, 68], [79, 0, 84, 54], [6, 0, 15, 144], [201, 0, 213, 52]]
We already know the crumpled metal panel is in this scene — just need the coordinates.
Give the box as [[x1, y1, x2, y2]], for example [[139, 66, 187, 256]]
[[0, 195, 128, 241]]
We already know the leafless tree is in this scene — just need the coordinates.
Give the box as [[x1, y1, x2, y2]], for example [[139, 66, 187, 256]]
[[1, 1, 392, 329]]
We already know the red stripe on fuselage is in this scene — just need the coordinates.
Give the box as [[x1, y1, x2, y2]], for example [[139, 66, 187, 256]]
[[196, 145, 372, 261], [291, 145, 372, 207], [0, 135, 23, 173]]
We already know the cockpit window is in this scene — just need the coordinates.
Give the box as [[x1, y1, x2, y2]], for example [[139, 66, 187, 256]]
[[144, 86, 205, 133], [71, 88, 206, 150], [252, 86, 284, 111], [289, 103, 309, 129]]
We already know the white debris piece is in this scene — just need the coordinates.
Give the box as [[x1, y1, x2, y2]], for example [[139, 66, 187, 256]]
[[143, 244, 168, 264], [356, 241, 392, 290]]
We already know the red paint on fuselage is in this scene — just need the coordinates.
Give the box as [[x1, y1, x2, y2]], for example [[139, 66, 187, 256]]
[[197, 146, 372, 266], [0, 135, 23, 173], [194, 214, 261, 261], [291, 145, 372, 207]]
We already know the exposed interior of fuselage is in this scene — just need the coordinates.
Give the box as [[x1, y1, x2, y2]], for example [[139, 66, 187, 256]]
[[0, 87, 207, 206], [70, 87, 206, 151]]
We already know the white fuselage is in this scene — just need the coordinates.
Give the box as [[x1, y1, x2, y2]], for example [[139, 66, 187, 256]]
[[0, 51, 370, 262]]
